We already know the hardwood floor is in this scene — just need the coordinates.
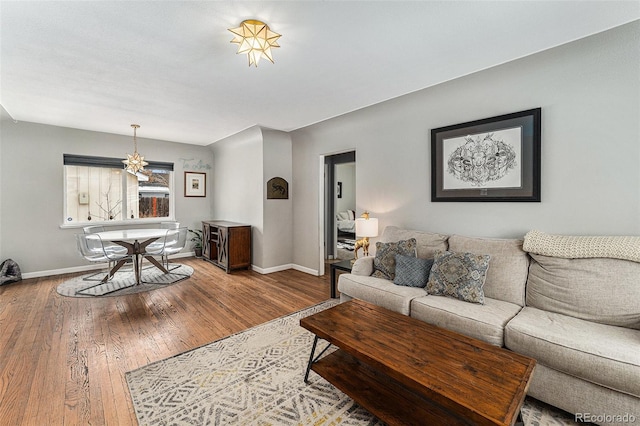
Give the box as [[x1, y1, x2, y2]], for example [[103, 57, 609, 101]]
[[0, 258, 330, 425]]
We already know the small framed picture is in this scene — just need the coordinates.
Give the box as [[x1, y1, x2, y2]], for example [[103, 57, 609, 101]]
[[184, 172, 206, 197]]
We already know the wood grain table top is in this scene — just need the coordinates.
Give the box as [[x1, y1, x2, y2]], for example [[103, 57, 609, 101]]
[[300, 299, 536, 426]]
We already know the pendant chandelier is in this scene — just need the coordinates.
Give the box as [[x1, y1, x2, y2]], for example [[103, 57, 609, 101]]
[[122, 124, 148, 173]]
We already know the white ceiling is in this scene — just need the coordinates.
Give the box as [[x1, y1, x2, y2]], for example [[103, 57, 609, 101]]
[[1, 1, 638, 146]]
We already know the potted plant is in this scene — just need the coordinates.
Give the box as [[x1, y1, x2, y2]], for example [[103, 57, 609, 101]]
[[188, 229, 203, 258]]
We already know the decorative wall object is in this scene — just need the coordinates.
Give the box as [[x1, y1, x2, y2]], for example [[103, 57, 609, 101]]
[[431, 108, 541, 202], [184, 172, 206, 197], [267, 177, 288, 199]]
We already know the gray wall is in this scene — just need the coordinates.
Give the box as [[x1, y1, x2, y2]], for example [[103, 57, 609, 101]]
[[0, 107, 7, 263], [262, 129, 293, 271], [209, 126, 264, 268], [3, 22, 638, 277], [209, 126, 294, 272], [336, 162, 356, 214], [290, 21, 640, 273], [0, 121, 214, 275]]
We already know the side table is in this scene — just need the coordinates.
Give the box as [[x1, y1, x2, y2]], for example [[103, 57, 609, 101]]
[[329, 259, 353, 298]]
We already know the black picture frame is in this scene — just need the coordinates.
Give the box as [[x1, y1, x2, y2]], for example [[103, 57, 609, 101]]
[[184, 172, 206, 197], [431, 108, 541, 202]]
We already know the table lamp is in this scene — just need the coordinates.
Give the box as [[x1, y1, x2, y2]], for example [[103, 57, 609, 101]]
[[352, 211, 379, 263]]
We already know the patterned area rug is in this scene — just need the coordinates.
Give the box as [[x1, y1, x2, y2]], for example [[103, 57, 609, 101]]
[[56, 263, 193, 297], [126, 300, 586, 425]]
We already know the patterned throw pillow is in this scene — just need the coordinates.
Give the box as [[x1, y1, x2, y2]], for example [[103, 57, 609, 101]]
[[427, 250, 491, 304], [371, 238, 417, 280], [393, 254, 434, 288]]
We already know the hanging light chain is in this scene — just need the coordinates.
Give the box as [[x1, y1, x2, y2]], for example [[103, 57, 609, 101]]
[[132, 124, 140, 153]]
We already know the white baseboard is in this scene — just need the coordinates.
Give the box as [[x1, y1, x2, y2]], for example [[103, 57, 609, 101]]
[[21, 253, 322, 279], [22, 263, 105, 279], [251, 264, 292, 274], [21, 251, 196, 279], [292, 264, 320, 276], [251, 263, 319, 276]]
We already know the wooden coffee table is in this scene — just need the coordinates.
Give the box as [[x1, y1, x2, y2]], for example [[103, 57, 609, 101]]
[[300, 299, 536, 426]]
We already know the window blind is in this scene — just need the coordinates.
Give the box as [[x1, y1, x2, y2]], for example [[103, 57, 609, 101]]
[[63, 154, 174, 171]]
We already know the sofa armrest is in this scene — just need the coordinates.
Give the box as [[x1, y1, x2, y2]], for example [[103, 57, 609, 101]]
[[351, 257, 374, 276]]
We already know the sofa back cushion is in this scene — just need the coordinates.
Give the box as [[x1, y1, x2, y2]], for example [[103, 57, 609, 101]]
[[380, 226, 448, 259], [527, 254, 640, 329], [448, 235, 529, 306]]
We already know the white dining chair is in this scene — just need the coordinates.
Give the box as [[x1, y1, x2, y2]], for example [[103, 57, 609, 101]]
[[75, 234, 134, 292], [160, 221, 180, 229], [143, 227, 188, 273], [83, 225, 105, 233], [81, 225, 128, 281], [144, 222, 180, 255]]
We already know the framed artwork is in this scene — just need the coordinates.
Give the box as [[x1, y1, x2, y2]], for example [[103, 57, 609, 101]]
[[431, 108, 541, 202], [266, 177, 289, 199], [184, 172, 206, 197]]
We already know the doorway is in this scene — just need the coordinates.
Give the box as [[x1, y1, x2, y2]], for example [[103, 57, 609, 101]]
[[324, 151, 356, 262]]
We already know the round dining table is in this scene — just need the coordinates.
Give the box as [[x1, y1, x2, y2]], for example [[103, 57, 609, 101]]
[[95, 229, 171, 284]]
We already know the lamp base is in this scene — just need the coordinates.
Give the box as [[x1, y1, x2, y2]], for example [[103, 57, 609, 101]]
[[353, 237, 370, 263]]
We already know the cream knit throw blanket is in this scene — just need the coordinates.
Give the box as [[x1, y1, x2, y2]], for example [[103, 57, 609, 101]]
[[523, 230, 640, 263]]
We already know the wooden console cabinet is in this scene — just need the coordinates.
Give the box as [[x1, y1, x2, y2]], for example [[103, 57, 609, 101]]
[[202, 221, 251, 273]]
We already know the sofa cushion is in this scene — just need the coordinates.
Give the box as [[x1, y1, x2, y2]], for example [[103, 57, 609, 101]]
[[380, 226, 448, 259], [526, 254, 640, 329], [351, 256, 374, 276], [426, 250, 490, 304], [448, 235, 528, 306], [410, 296, 522, 347], [372, 238, 417, 280], [505, 307, 640, 398], [338, 273, 426, 315], [393, 255, 433, 287]]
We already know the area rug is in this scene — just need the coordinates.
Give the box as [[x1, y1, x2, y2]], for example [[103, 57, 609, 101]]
[[126, 300, 587, 426], [56, 263, 193, 297]]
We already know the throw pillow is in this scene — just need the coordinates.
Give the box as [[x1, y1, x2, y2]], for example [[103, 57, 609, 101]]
[[427, 250, 491, 304], [393, 254, 434, 288], [371, 238, 417, 280]]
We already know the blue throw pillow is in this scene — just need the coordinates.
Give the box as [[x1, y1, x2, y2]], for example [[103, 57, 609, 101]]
[[393, 254, 434, 288]]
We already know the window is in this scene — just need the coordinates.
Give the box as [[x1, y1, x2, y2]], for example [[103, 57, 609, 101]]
[[63, 154, 174, 225]]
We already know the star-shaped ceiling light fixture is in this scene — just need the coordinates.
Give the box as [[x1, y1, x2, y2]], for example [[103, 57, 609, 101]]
[[229, 19, 281, 67], [122, 124, 148, 173]]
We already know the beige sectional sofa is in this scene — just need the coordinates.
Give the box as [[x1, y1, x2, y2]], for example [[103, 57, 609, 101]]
[[338, 226, 640, 426]]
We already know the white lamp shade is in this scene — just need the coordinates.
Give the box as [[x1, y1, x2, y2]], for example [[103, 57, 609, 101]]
[[355, 217, 378, 238]]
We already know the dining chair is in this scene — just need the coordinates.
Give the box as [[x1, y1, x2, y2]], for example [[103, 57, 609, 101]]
[[83, 225, 105, 233], [81, 225, 128, 281], [160, 221, 180, 229], [144, 221, 181, 255], [75, 234, 134, 291], [143, 227, 188, 273]]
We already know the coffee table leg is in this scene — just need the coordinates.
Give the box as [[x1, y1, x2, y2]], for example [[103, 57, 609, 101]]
[[304, 336, 319, 383], [304, 335, 333, 383]]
